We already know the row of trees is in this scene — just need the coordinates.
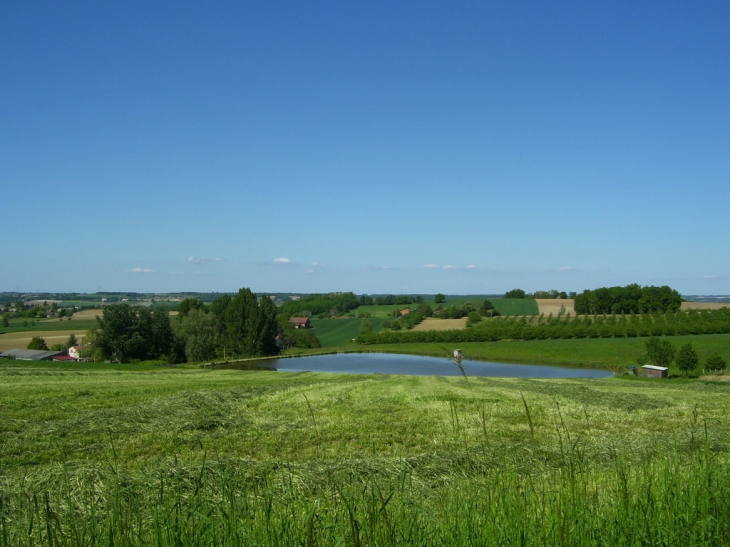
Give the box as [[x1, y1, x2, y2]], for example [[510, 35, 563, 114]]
[[278, 292, 360, 318], [358, 295, 425, 306], [504, 289, 572, 299], [84, 289, 280, 363], [573, 284, 682, 315], [357, 308, 730, 345]]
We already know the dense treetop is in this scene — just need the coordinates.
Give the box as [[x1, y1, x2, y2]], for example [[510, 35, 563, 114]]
[[573, 284, 682, 315]]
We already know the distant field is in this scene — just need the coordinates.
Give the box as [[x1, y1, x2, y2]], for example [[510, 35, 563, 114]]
[[535, 298, 575, 316], [0, 330, 86, 351], [412, 318, 468, 331], [490, 298, 539, 316], [681, 301, 730, 310], [310, 318, 387, 347]]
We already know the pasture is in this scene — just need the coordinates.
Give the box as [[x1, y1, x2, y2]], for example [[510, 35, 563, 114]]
[[310, 317, 386, 347], [0, 360, 729, 545]]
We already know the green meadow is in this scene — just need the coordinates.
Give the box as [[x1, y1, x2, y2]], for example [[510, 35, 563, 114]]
[[309, 317, 387, 347], [1, 354, 730, 545]]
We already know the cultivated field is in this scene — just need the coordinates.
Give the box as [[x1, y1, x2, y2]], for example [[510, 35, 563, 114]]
[[0, 330, 86, 351], [412, 317, 468, 331], [681, 301, 730, 310], [535, 298, 575, 315]]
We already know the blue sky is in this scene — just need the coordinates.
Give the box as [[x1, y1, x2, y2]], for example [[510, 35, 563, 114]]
[[2, 1, 729, 295]]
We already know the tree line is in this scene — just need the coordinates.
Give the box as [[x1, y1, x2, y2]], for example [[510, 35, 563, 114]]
[[357, 308, 730, 345], [85, 288, 280, 363], [573, 284, 682, 315]]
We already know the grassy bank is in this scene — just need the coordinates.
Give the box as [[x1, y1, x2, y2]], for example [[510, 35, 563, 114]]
[[1, 361, 729, 544]]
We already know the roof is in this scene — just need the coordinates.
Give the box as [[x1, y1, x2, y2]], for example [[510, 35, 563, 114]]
[[641, 365, 669, 371], [52, 355, 77, 361], [0, 349, 64, 360], [290, 317, 309, 324]]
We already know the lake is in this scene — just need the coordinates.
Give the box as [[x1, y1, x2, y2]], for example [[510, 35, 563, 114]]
[[222, 352, 612, 379]]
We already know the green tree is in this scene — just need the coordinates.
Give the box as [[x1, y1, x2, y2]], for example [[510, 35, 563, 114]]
[[434, 293, 446, 304], [177, 309, 216, 363], [1, 315, 8, 327], [359, 318, 372, 335], [27, 336, 49, 350], [642, 337, 676, 368], [177, 298, 206, 318], [66, 333, 78, 348], [676, 343, 699, 376], [505, 289, 526, 299], [480, 300, 499, 317], [705, 352, 727, 372]]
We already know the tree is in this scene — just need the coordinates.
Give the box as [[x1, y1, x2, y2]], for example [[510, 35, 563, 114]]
[[66, 333, 78, 348], [676, 343, 699, 376], [505, 289, 526, 299], [705, 352, 727, 372], [94, 304, 173, 362], [1, 315, 8, 327], [434, 293, 446, 304], [178, 298, 206, 318], [480, 300, 499, 317], [642, 337, 676, 368], [27, 336, 49, 350], [176, 309, 216, 362]]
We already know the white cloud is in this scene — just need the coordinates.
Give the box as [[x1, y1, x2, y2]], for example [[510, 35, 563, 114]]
[[304, 269, 315, 274], [557, 266, 572, 271], [126, 267, 156, 274], [188, 256, 224, 264], [443, 265, 457, 270], [423, 264, 440, 269], [273, 257, 291, 264], [466, 264, 477, 269], [703, 274, 718, 279]]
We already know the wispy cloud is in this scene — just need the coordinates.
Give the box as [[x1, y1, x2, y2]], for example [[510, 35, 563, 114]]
[[557, 266, 572, 271], [126, 267, 156, 274], [188, 256, 224, 264], [273, 257, 292, 264], [703, 274, 718, 279], [423, 264, 440, 269], [442, 265, 457, 270], [466, 264, 477, 269]]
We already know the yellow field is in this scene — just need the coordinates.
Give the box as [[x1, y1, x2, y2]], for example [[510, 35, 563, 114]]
[[0, 331, 86, 352], [681, 302, 729, 310], [412, 318, 467, 331], [535, 298, 575, 316]]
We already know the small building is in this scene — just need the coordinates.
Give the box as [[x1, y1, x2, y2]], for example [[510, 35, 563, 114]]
[[641, 365, 669, 379], [289, 317, 311, 329], [69, 346, 83, 360], [454, 349, 463, 360], [0, 349, 64, 361], [399, 308, 411, 316]]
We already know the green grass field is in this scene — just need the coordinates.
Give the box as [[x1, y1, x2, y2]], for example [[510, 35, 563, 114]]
[[0, 318, 97, 335], [1, 359, 729, 545], [310, 317, 387, 347]]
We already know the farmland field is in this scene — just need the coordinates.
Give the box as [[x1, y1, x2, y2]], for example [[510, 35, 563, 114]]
[[1, 359, 729, 545], [310, 317, 386, 347], [412, 317, 468, 331], [0, 329, 87, 351]]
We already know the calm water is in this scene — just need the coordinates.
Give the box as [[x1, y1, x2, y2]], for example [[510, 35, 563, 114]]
[[225, 353, 612, 379]]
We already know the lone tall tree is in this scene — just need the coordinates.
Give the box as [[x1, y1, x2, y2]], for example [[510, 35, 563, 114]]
[[676, 342, 699, 376]]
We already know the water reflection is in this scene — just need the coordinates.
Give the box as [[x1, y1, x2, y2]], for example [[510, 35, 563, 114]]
[[216, 352, 611, 379]]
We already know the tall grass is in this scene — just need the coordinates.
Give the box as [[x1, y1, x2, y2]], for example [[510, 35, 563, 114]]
[[1, 445, 728, 546]]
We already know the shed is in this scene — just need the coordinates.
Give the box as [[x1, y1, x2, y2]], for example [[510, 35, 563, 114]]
[[454, 349, 463, 360], [641, 365, 669, 379]]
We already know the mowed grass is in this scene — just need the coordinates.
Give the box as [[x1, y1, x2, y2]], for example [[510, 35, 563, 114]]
[[1, 361, 730, 545], [490, 297, 540, 316]]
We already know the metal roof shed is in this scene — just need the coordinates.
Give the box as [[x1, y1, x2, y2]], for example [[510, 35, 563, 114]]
[[641, 365, 669, 379]]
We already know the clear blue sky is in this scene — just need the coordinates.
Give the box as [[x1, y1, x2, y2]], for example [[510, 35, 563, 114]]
[[2, 1, 729, 295]]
